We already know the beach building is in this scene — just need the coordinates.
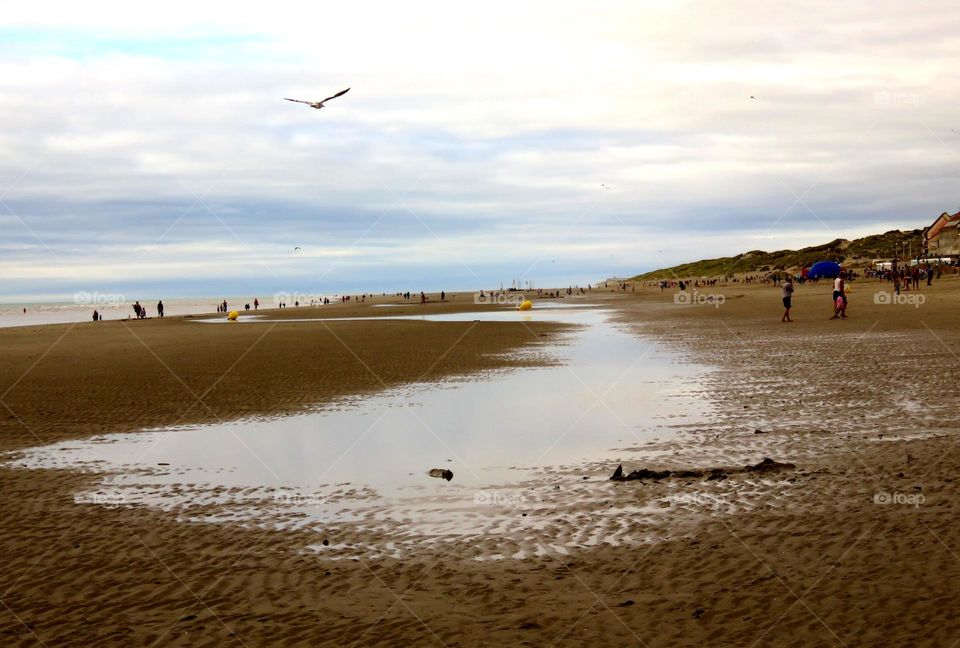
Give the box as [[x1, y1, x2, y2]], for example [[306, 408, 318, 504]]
[[925, 210, 960, 258]]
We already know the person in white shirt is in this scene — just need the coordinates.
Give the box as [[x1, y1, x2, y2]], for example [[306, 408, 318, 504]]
[[781, 277, 794, 323], [830, 271, 847, 319]]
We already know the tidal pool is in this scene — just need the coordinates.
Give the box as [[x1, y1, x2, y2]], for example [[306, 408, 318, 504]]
[[9, 305, 714, 548]]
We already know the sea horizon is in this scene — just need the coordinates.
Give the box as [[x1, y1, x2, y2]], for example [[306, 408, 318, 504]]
[[0, 281, 605, 328]]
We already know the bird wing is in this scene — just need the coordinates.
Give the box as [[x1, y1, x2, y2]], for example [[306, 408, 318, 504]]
[[284, 98, 312, 104], [321, 87, 350, 103]]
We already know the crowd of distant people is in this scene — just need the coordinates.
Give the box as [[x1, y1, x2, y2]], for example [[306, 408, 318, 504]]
[[867, 263, 940, 292], [82, 262, 953, 326], [645, 259, 952, 324]]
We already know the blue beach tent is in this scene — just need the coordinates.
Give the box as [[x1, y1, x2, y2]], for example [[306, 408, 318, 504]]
[[807, 261, 842, 279]]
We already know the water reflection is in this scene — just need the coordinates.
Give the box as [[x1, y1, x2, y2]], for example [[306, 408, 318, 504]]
[[10, 306, 712, 547]]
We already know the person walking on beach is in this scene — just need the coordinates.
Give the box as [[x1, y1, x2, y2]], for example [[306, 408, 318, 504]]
[[92, 309, 99, 322], [254, 298, 259, 310], [830, 272, 847, 319], [157, 300, 164, 318], [781, 277, 794, 323]]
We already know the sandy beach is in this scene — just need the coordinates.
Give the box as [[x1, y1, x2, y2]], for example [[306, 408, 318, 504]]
[[9, 2, 960, 645], [2, 281, 960, 647]]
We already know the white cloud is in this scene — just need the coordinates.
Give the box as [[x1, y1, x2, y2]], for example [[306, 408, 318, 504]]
[[1, 0, 958, 299]]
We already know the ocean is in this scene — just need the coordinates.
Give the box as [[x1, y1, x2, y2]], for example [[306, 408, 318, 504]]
[[0, 297, 282, 328]]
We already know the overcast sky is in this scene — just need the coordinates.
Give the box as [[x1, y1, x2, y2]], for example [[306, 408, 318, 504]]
[[2, 1, 959, 301]]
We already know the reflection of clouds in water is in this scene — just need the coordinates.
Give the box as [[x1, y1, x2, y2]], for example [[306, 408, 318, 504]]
[[10, 307, 712, 554]]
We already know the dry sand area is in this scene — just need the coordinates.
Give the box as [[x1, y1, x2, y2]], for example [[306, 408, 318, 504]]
[[2, 280, 960, 647]]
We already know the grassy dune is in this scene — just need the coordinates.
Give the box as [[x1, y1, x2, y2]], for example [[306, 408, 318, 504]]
[[633, 229, 924, 280]]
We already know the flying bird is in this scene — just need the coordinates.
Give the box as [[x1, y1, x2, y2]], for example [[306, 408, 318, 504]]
[[284, 88, 350, 110]]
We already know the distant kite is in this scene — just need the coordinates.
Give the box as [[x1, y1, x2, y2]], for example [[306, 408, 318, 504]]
[[284, 88, 350, 110]]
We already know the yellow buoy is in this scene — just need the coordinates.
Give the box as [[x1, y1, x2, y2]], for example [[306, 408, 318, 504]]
[[227, 310, 239, 320], [518, 300, 533, 311]]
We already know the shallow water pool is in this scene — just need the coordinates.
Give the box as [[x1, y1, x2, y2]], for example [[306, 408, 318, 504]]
[[9, 305, 713, 548]]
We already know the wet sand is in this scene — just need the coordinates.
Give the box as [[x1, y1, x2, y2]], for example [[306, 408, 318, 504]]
[[0, 296, 566, 450], [3, 281, 960, 646]]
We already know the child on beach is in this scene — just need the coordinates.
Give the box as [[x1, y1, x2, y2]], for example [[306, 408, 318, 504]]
[[832, 294, 845, 318]]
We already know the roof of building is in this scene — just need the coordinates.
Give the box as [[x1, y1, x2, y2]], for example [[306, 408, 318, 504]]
[[927, 211, 960, 239]]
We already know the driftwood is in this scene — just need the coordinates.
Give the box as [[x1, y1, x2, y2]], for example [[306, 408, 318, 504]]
[[609, 457, 795, 482]]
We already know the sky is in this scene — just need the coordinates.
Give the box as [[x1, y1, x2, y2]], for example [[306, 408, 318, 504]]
[[2, 0, 959, 302]]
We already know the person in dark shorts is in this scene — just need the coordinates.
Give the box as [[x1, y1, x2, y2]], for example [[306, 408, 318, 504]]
[[830, 271, 847, 319], [781, 276, 794, 323]]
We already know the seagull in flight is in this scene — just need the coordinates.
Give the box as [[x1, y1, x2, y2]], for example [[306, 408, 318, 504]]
[[284, 88, 350, 110]]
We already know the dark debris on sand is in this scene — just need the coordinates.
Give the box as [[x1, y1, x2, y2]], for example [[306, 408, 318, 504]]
[[609, 457, 796, 482]]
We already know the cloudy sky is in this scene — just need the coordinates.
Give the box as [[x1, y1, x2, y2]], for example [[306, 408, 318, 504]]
[[2, 1, 959, 301]]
